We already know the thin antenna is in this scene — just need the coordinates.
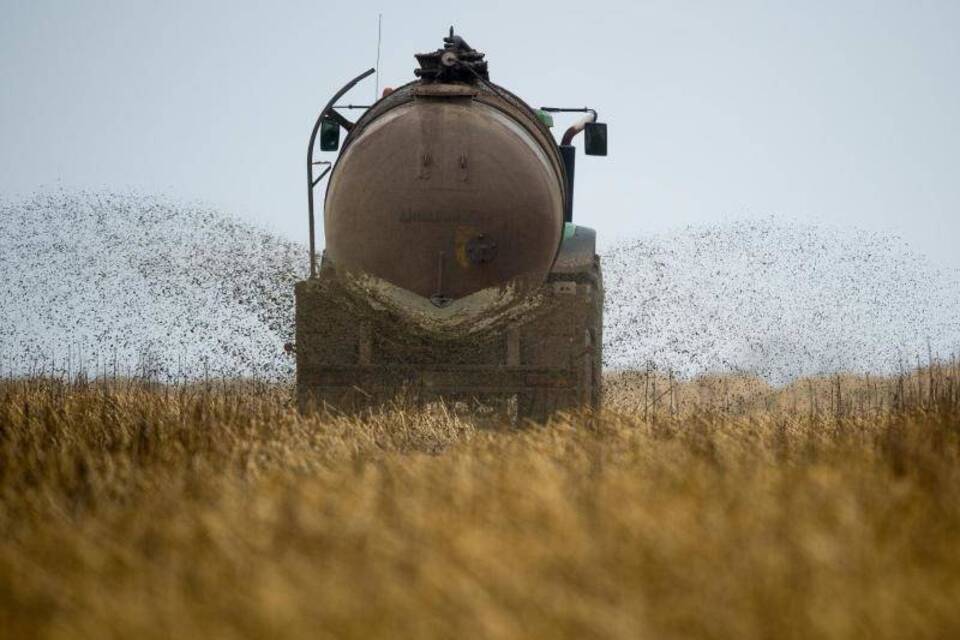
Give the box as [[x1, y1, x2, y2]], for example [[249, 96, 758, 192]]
[[374, 13, 383, 101]]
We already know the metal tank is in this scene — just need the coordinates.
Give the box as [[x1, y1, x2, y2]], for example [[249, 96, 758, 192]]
[[293, 30, 608, 421]]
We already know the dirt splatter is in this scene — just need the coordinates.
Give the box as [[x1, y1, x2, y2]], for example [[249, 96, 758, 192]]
[[2, 192, 958, 383]]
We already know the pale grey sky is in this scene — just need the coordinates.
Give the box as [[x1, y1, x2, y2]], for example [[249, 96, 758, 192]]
[[2, 1, 958, 266]]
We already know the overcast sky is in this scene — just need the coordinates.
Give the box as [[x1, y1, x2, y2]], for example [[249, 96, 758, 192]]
[[2, 1, 958, 267]]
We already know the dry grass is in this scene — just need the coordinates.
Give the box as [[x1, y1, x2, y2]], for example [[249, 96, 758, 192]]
[[1, 369, 959, 639]]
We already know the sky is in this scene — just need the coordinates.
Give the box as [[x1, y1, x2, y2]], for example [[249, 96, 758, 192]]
[[2, 0, 958, 267]]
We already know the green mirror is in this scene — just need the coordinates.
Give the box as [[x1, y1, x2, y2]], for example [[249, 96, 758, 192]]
[[319, 118, 340, 151], [584, 122, 607, 156]]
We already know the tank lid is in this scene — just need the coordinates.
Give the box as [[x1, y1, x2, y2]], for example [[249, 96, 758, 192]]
[[414, 27, 489, 84]]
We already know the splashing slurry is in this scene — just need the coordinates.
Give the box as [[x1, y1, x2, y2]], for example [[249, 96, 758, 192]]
[[603, 220, 960, 382], [1, 191, 958, 383], [0, 191, 306, 380]]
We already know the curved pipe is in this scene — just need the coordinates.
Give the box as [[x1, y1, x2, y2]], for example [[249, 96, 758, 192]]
[[307, 67, 375, 278], [560, 109, 598, 146]]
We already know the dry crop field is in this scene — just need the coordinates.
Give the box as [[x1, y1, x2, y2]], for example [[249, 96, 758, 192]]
[[1, 367, 959, 639]]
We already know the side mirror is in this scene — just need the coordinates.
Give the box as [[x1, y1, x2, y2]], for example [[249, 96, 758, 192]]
[[584, 122, 607, 156], [319, 118, 341, 151]]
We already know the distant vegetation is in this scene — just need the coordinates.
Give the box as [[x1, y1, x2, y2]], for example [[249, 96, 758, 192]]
[[2, 367, 958, 638]]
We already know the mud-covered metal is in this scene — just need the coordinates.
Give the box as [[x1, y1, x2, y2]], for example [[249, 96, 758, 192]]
[[323, 36, 567, 306], [551, 225, 598, 275], [295, 251, 603, 422]]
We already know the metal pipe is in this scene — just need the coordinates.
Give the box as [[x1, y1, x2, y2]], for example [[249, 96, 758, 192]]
[[539, 106, 592, 113], [560, 110, 597, 146], [306, 67, 375, 278]]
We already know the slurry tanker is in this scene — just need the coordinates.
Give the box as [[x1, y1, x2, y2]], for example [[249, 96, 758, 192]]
[[295, 29, 607, 420]]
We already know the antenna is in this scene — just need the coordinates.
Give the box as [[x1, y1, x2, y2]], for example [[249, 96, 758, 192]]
[[374, 13, 383, 101]]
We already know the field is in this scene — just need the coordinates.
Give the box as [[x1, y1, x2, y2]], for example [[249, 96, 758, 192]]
[[2, 368, 959, 639]]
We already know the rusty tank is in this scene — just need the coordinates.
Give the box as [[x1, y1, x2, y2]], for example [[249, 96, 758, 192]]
[[295, 29, 608, 421]]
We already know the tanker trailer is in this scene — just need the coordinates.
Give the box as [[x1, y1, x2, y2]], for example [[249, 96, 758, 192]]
[[295, 29, 608, 421]]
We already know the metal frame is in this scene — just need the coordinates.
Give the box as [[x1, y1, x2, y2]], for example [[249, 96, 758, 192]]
[[306, 67, 376, 278]]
